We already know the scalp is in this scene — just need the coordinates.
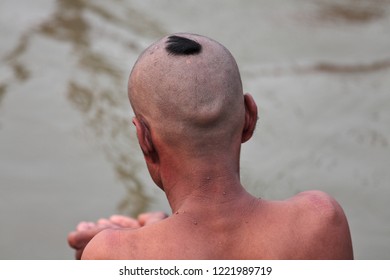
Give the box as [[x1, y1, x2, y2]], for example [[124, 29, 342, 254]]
[[128, 33, 245, 151]]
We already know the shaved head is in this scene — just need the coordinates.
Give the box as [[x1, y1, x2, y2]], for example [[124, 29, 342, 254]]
[[128, 33, 246, 154]]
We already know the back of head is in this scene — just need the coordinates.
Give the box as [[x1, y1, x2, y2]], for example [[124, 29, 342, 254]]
[[128, 33, 245, 154]]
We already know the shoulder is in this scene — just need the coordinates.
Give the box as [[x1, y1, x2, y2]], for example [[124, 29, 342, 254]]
[[288, 190, 354, 259], [81, 228, 139, 260], [291, 190, 342, 217], [81, 220, 174, 260], [289, 190, 348, 230]]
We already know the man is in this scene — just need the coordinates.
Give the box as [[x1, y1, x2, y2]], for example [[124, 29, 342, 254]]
[[68, 33, 353, 259]]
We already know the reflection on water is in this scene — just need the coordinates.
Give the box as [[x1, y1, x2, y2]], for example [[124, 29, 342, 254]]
[[2, 35, 30, 89], [316, 0, 387, 23], [243, 58, 390, 77], [1, 0, 390, 259], [1, 0, 168, 216], [39, 0, 167, 215], [283, 0, 389, 25], [0, 84, 6, 107]]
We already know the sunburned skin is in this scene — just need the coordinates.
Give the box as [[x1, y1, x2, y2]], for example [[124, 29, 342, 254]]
[[68, 33, 353, 260]]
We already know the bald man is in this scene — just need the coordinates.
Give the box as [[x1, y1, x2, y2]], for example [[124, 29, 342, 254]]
[[68, 33, 353, 259]]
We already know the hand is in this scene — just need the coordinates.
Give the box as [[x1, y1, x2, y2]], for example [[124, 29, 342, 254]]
[[138, 211, 168, 226]]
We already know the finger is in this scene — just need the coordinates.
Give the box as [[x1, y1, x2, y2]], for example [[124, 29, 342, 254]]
[[110, 215, 141, 228], [97, 219, 112, 227], [67, 227, 104, 250], [75, 248, 83, 260], [138, 211, 168, 226], [76, 221, 94, 231]]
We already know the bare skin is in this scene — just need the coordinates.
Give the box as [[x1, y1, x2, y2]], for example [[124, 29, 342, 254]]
[[68, 33, 353, 260]]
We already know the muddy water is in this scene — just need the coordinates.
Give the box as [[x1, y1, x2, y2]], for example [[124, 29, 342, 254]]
[[0, 0, 389, 259]]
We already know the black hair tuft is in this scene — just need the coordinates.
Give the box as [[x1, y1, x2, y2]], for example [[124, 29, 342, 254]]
[[165, 35, 202, 56]]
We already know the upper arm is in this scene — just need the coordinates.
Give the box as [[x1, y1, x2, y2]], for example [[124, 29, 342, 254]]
[[294, 191, 354, 259], [81, 229, 110, 260], [81, 228, 127, 260]]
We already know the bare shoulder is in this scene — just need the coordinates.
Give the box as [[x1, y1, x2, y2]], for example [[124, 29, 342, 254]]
[[287, 190, 354, 259], [290, 190, 344, 217], [289, 190, 349, 231], [81, 219, 175, 260], [81, 228, 139, 260]]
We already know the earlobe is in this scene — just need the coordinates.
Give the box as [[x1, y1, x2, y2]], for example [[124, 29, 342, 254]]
[[242, 93, 258, 143]]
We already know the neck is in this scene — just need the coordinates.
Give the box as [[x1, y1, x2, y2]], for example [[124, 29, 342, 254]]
[[158, 149, 247, 213]]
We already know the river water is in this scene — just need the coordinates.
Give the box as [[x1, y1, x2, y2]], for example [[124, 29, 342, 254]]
[[0, 0, 389, 259]]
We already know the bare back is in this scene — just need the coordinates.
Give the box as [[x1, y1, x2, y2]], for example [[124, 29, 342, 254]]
[[69, 34, 352, 260], [82, 190, 353, 260]]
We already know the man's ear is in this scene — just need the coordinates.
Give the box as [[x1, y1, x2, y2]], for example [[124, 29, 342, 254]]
[[132, 117, 158, 163], [241, 93, 258, 143]]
